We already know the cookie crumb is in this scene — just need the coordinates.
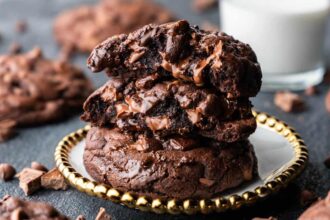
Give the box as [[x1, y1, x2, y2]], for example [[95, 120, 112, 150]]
[[31, 161, 48, 172], [304, 86, 318, 96], [41, 168, 68, 190], [17, 168, 45, 195], [0, 163, 16, 181], [324, 156, 330, 169], [300, 190, 318, 206], [325, 90, 330, 113], [95, 207, 112, 220], [274, 91, 305, 113], [0, 120, 16, 142], [192, 0, 217, 12], [8, 42, 22, 54], [15, 20, 27, 33]]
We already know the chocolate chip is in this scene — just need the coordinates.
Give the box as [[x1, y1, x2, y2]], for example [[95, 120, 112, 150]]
[[199, 178, 215, 187], [31, 161, 48, 172], [325, 90, 330, 113], [41, 168, 68, 190], [0, 120, 16, 142], [95, 207, 112, 220], [324, 156, 330, 169], [274, 91, 305, 113], [304, 86, 318, 96], [17, 168, 45, 195], [300, 190, 318, 206], [0, 163, 16, 181], [15, 20, 27, 33], [8, 42, 22, 55], [192, 0, 217, 12], [76, 215, 86, 220]]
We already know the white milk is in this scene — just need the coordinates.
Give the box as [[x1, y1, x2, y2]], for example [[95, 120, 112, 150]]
[[220, 0, 330, 90]]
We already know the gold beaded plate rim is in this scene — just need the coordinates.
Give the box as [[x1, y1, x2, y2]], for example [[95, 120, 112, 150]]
[[54, 111, 308, 215]]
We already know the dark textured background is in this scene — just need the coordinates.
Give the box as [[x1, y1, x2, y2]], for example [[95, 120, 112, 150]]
[[0, 0, 329, 219]]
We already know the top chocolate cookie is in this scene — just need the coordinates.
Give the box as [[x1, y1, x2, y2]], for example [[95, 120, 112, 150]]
[[88, 20, 262, 97], [54, 0, 174, 53]]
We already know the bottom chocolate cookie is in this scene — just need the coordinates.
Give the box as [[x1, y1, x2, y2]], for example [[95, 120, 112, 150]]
[[0, 196, 68, 220], [83, 127, 258, 200]]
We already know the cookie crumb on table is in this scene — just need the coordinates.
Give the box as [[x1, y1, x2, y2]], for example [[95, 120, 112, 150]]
[[304, 86, 318, 96], [95, 207, 112, 220], [8, 42, 22, 54], [192, 0, 217, 12], [15, 20, 27, 33]]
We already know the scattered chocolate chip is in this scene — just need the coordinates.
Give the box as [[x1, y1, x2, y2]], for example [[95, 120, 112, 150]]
[[17, 168, 45, 195], [8, 42, 22, 54], [325, 90, 330, 113], [324, 155, 330, 169], [0, 119, 16, 142], [192, 0, 217, 12], [76, 215, 86, 220], [304, 86, 318, 96], [274, 91, 305, 113], [31, 161, 48, 172], [201, 21, 219, 32], [41, 168, 68, 190], [199, 178, 215, 187], [0, 163, 16, 181], [300, 190, 318, 206], [15, 20, 27, 33], [95, 207, 112, 220]]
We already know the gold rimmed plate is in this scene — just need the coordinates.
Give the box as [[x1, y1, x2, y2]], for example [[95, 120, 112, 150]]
[[54, 111, 308, 215]]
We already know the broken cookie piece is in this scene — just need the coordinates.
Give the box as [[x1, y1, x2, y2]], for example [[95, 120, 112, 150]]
[[17, 168, 45, 195], [41, 168, 68, 190], [274, 91, 305, 113]]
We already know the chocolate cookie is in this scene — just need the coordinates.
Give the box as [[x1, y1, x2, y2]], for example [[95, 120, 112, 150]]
[[0, 48, 93, 127], [82, 75, 256, 142], [54, 0, 174, 53], [0, 195, 68, 219], [87, 20, 262, 98], [83, 127, 258, 200]]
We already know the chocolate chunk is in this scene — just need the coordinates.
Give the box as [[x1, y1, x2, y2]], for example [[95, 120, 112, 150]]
[[0, 120, 16, 142], [299, 191, 330, 220], [192, 0, 217, 12], [300, 190, 318, 207], [324, 155, 330, 169], [8, 42, 22, 54], [41, 168, 68, 190], [199, 178, 215, 187], [0, 196, 69, 219], [274, 91, 305, 113], [304, 86, 318, 96], [325, 90, 330, 113], [129, 135, 162, 152], [95, 207, 112, 220], [0, 163, 16, 181], [31, 161, 48, 172], [17, 168, 45, 195], [164, 136, 198, 151], [15, 20, 27, 33], [76, 215, 86, 220]]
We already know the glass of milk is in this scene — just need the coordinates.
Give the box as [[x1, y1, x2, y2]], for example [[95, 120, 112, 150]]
[[220, 0, 330, 91]]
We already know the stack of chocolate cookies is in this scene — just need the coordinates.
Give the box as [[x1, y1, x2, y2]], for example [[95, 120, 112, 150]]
[[82, 20, 262, 200]]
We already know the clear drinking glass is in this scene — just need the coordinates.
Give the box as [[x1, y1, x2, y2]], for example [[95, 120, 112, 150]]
[[220, 0, 330, 91]]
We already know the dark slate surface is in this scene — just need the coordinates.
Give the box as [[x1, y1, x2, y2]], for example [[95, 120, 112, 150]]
[[0, 0, 329, 219]]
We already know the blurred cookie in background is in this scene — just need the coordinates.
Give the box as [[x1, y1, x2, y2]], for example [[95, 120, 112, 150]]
[[53, 0, 174, 55], [0, 48, 93, 142]]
